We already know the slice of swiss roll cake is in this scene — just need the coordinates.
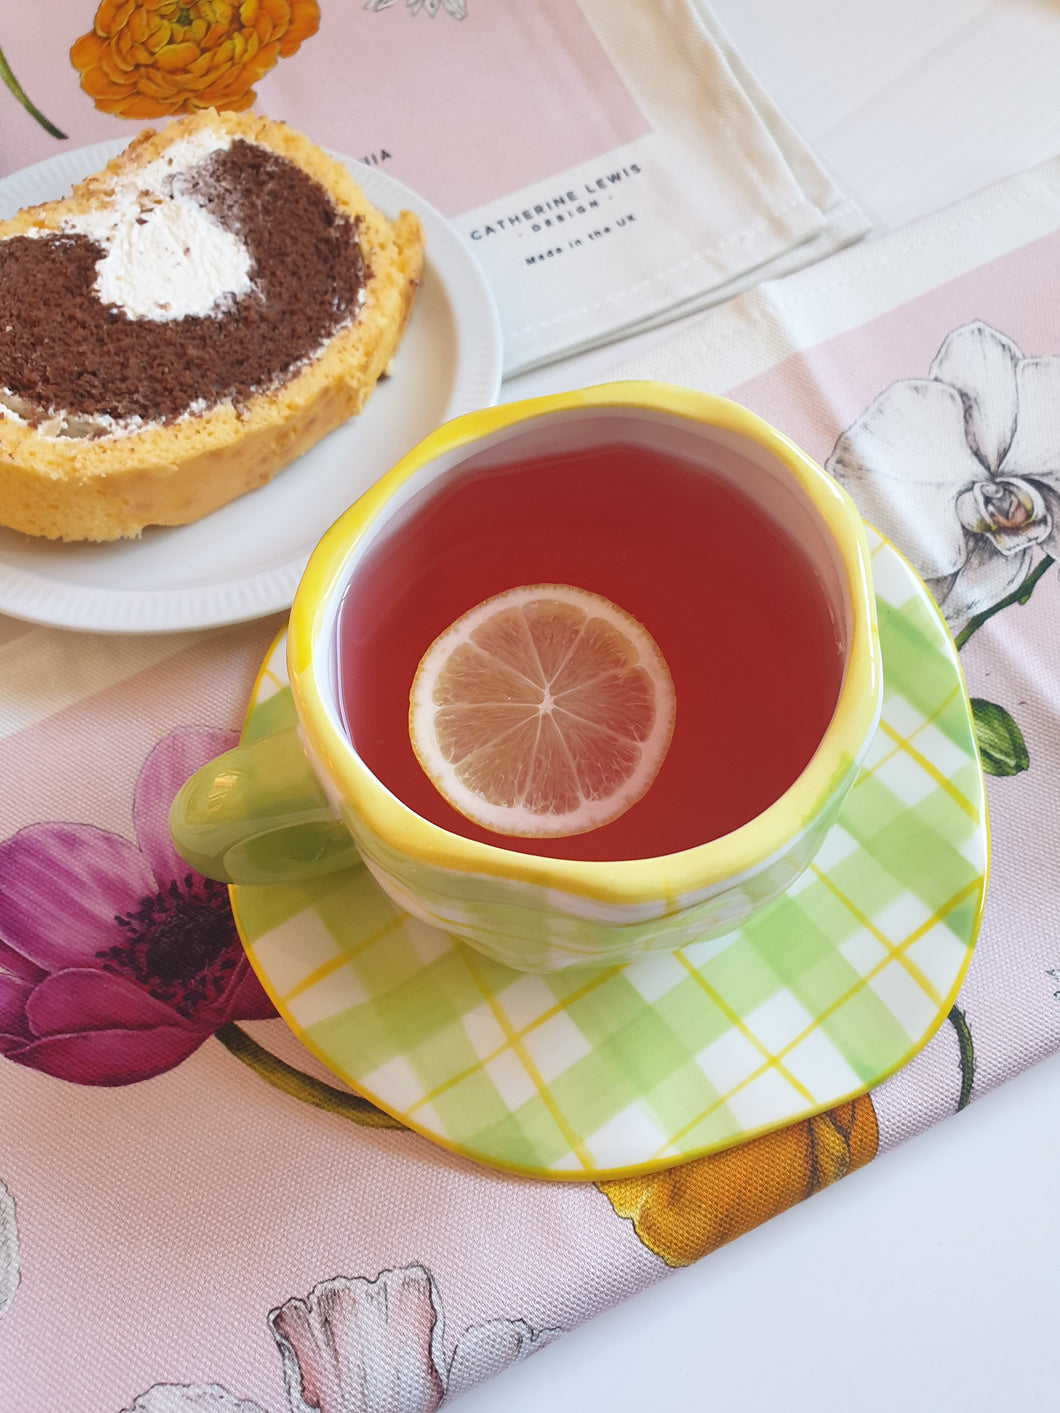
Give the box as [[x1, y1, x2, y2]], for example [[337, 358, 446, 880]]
[[0, 109, 424, 541]]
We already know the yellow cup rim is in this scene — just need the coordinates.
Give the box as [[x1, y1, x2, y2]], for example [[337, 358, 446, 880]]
[[288, 382, 882, 906]]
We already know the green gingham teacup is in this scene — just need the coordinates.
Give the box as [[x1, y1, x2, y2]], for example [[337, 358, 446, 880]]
[[170, 383, 882, 972]]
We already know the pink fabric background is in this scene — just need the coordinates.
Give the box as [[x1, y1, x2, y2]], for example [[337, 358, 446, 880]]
[[0, 618, 663, 1410], [732, 225, 1060, 462], [4, 217, 1060, 1407], [2, 25, 1059, 1399], [0, 1, 649, 215], [717, 229, 1060, 1145]]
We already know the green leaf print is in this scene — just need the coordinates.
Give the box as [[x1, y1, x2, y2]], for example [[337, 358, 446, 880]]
[[971, 698, 1030, 776], [954, 554, 1054, 650], [0, 45, 66, 139], [947, 1005, 975, 1111], [215, 1022, 406, 1130]]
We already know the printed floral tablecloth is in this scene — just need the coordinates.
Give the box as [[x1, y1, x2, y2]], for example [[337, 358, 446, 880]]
[[2, 155, 1059, 1411], [2, 8, 1060, 1413]]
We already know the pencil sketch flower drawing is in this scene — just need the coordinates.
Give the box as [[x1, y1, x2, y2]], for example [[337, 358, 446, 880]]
[[827, 321, 1060, 629], [122, 1385, 266, 1413], [0, 1176, 18, 1318], [363, 0, 467, 18], [123, 1264, 560, 1413], [271, 1265, 559, 1412]]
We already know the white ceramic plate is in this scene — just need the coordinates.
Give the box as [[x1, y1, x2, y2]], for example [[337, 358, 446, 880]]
[[0, 142, 502, 632]]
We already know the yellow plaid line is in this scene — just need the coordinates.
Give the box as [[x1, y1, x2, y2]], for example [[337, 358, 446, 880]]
[[406, 962, 623, 1116], [809, 864, 944, 1006], [878, 717, 980, 822], [459, 949, 596, 1171], [678, 954, 816, 1104], [649, 873, 983, 1160], [854, 682, 963, 789], [277, 913, 407, 1003]]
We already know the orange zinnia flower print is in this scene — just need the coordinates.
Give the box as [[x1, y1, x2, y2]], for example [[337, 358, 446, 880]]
[[70, 0, 321, 119], [598, 1096, 879, 1267]]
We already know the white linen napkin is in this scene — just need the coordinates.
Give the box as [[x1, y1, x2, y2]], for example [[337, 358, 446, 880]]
[[452, 0, 870, 373]]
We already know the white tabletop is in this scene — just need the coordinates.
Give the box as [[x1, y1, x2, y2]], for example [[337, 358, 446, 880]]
[[464, 3, 1060, 1407]]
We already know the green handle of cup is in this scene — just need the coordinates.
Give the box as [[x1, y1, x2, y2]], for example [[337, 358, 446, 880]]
[[168, 724, 362, 885]]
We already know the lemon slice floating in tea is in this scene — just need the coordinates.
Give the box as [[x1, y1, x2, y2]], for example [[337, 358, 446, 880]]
[[409, 584, 675, 838]]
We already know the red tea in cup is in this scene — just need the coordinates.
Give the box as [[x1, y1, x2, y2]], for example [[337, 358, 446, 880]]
[[335, 439, 844, 862], [170, 385, 881, 971]]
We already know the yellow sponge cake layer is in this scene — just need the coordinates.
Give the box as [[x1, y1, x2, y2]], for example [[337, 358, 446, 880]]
[[0, 110, 424, 541]]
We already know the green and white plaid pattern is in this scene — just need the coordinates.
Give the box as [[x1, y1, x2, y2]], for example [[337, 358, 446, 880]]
[[231, 529, 987, 1179]]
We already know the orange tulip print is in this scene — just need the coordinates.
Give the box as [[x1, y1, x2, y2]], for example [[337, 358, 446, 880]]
[[70, 0, 321, 119], [598, 1096, 879, 1267]]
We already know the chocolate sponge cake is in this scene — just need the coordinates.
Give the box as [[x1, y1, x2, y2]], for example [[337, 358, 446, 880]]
[[0, 110, 424, 541]]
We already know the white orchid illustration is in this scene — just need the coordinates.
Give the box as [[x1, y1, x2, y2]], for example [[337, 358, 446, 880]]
[[269, 1264, 560, 1412], [363, 0, 467, 17], [0, 1176, 18, 1317], [826, 321, 1060, 628]]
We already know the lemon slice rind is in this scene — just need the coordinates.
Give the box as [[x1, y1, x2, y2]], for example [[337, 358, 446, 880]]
[[409, 584, 675, 838]]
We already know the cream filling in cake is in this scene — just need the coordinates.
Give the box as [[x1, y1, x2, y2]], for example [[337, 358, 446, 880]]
[[0, 134, 370, 440], [65, 132, 255, 323]]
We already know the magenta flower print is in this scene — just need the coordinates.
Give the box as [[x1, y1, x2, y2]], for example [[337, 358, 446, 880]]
[[0, 727, 274, 1087]]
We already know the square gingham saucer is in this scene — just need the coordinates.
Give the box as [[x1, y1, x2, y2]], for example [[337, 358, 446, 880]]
[[231, 528, 987, 1180]]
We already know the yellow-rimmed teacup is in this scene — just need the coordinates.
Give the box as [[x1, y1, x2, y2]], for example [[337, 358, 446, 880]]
[[171, 383, 882, 971]]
